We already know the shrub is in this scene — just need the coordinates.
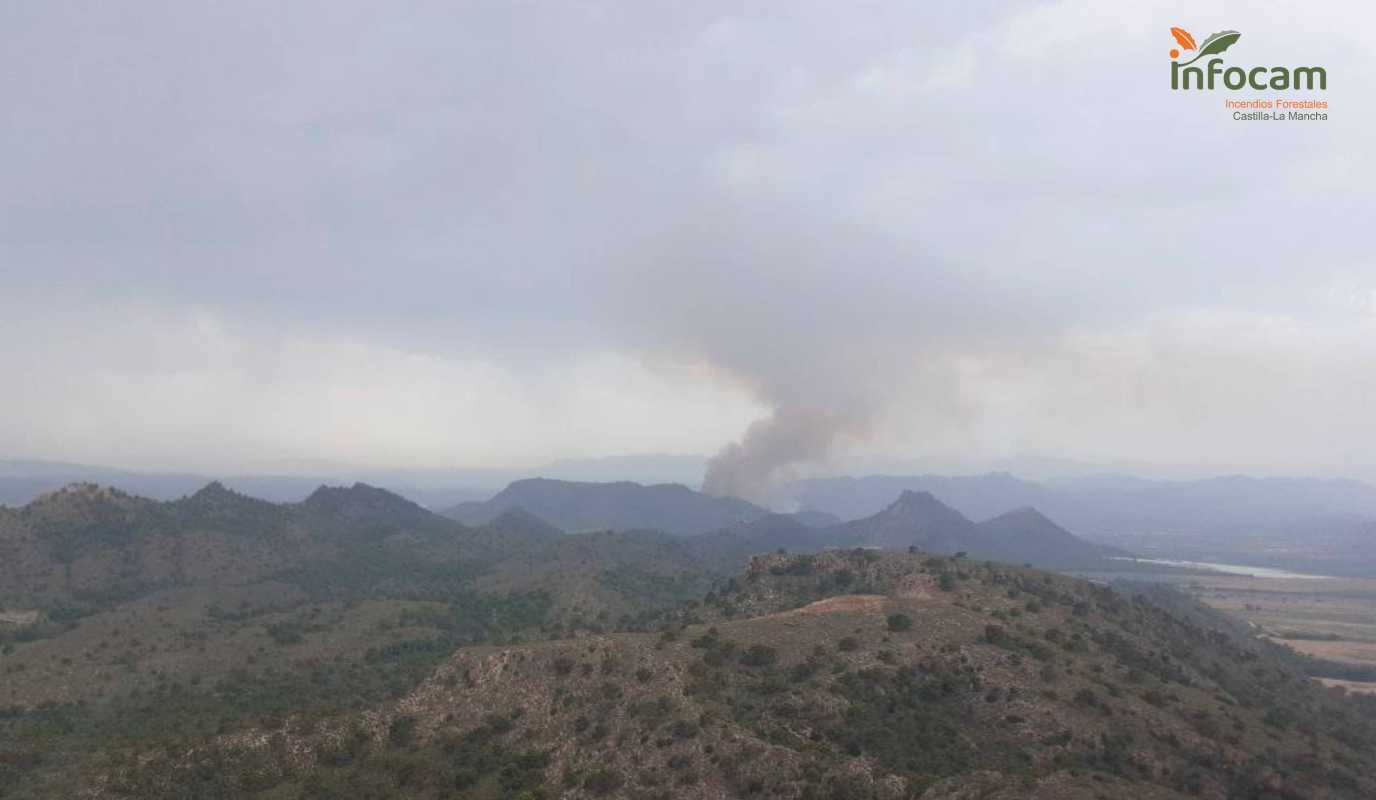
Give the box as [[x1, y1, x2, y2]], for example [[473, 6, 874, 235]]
[[266, 622, 304, 646], [584, 767, 623, 794], [740, 645, 778, 668], [1073, 688, 1099, 708], [670, 719, 698, 739], [886, 614, 914, 632], [387, 715, 417, 748]]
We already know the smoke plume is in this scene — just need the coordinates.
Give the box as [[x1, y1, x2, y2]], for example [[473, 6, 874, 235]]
[[702, 407, 870, 502]]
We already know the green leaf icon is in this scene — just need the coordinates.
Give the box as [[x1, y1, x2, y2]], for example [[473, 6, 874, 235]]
[[1180, 30, 1241, 65], [1197, 30, 1241, 55]]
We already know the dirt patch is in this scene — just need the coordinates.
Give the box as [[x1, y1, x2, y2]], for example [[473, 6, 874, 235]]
[[1317, 678, 1376, 695], [893, 573, 940, 601], [0, 610, 40, 626], [776, 595, 889, 617]]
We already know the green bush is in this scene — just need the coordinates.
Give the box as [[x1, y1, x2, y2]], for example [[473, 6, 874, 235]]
[[387, 714, 417, 748], [583, 767, 624, 794], [740, 644, 778, 668]]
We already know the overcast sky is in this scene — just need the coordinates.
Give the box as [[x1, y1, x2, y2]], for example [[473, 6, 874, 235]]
[[2, 1, 1373, 489]]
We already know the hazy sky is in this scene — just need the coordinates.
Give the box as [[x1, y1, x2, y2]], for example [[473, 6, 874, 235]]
[[3, 2, 1373, 487]]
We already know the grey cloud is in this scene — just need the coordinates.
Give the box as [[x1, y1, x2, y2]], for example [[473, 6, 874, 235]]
[[1, 1, 1373, 486]]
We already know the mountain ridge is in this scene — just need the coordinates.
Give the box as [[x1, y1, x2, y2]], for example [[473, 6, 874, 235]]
[[444, 477, 770, 534]]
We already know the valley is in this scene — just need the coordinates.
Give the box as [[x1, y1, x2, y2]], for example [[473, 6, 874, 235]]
[[1097, 569, 1376, 694]]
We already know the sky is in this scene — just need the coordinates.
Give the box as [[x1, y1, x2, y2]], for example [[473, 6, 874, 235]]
[[2, 1, 1373, 494]]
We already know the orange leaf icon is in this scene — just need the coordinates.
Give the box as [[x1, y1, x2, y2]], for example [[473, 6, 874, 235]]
[[1170, 27, 1196, 50]]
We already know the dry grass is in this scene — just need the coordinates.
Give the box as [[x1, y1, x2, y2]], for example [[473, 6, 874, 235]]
[[0, 609, 40, 625], [1271, 638, 1376, 666], [1317, 678, 1376, 694], [1161, 573, 1376, 666], [775, 594, 889, 617]]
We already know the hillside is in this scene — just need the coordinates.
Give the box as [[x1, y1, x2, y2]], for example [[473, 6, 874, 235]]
[[688, 513, 843, 572], [5, 482, 1375, 799], [445, 478, 770, 534], [0, 483, 716, 710], [90, 550, 1376, 799]]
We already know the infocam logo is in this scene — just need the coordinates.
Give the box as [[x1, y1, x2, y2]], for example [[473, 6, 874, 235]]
[[1168, 27, 1326, 91]]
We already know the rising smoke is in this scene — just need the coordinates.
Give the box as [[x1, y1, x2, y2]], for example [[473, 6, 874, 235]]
[[701, 407, 870, 502], [601, 205, 979, 506]]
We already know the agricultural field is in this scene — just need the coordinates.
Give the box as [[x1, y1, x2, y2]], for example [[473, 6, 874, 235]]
[[1111, 570, 1376, 693]]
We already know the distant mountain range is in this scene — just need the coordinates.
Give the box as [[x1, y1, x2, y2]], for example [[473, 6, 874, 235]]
[[0, 480, 729, 641], [444, 479, 1115, 570], [779, 472, 1376, 576], [435, 476, 1117, 569], [0, 455, 708, 509], [692, 490, 1121, 571], [9, 461, 1376, 576], [10, 459, 1376, 539], [0, 477, 1116, 619], [444, 478, 770, 534], [784, 472, 1376, 534]]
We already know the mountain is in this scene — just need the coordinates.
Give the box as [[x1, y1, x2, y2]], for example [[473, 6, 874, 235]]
[[786, 472, 1053, 523], [688, 491, 1118, 573], [8, 480, 1376, 798], [837, 490, 1121, 568], [89, 550, 1376, 799], [444, 477, 769, 534], [788, 472, 1376, 534], [0, 481, 722, 622], [786, 472, 1376, 576], [299, 481, 454, 538], [838, 489, 979, 551], [973, 506, 1121, 569], [1, 482, 311, 607], [0, 455, 710, 509]]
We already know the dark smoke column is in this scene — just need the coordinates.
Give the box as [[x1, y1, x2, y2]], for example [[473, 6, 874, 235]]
[[701, 407, 869, 503]]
